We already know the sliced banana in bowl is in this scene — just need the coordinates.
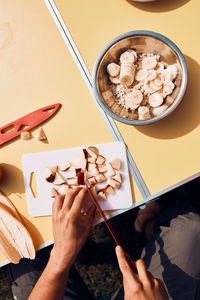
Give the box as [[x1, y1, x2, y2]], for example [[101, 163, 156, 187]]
[[92, 30, 188, 126]]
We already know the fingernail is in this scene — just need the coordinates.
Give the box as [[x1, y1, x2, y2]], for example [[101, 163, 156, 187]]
[[116, 245, 122, 255]]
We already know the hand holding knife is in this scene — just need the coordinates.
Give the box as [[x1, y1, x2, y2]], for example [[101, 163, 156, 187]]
[[86, 184, 137, 273]]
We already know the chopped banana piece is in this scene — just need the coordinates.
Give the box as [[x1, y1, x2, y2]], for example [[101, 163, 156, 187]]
[[60, 161, 71, 172], [50, 166, 58, 173], [53, 173, 65, 185], [107, 63, 120, 77], [96, 174, 106, 183], [164, 65, 178, 81], [120, 62, 135, 87], [164, 80, 175, 90], [88, 163, 99, 175], [149, 93, 163, 108], [150, 80, 162, 91], [142, 57, 157, 70], [109, 76, 120, 84], [135, 69, 149, 81], [138, 113, 151, 121], [163, 86, 173, 97], [112, 173, 122, 183], [88, 146, 99, 155], [88, 176, 97, 186], [97, 191, 107, 201], [45, 168, 55, 183], [152, 104, 169, 116], [156, 62, 165, 73], [98, 164, 107, 173], [88, 157, 97, 164], [36, 128, 47, 141], [124, 95, 139, 111], [105, 185, 115, 195], [147, 70, 157, 81], [21, 131, 31, 141], [128, 89, 143, 105], [120, 50, 136, 64], [106, 162, 116, 177], [107, 178, 121, 189], [110, 159, 121, 171], [87, 148, 98, 159], [96, 155, 106, 165], [138, 106, 151, 121]]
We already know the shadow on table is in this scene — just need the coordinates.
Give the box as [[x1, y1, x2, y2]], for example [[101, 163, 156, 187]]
[[126, 0, 191, 13], [135, 55, 200, 139], [0, 163, 25, 196]]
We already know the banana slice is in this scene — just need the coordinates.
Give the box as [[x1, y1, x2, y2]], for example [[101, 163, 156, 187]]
[[165, 96, 175, 106], [143, 83, 156, 94], [142, 57, 157, 70], [109, 76, 120, 84], [135, 69, 149, 81], [107, 63, 120, 77], [138, 106, 151, 120], [163, 86, 173, 97], [138, 114, 151, 121], [120, 50, 136, 64], [150, 80, 162, 91], [129, 49, 137, 61], [155, 62, 165, 73], [128, 89, 143, 104], [120, 63, 135, 87], [152, 104, 169, 116], [164, 80, 175, 90], [147, 70, 157, 81], [138, 106, 149, 115], [125, 94, 139, 110], [120, 74, 134, 87], [164, 65, 178, 81], [149, 93, 163, 107], [154, 76, 165, 86]]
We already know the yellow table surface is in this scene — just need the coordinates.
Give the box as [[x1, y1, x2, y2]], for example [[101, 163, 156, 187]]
[[0, 0, 199, 265], [54, 0, 200, 195], [0, 0, 143, 265]]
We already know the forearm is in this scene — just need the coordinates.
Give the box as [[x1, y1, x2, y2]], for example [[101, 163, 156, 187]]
[[28, 251, 72, 300]]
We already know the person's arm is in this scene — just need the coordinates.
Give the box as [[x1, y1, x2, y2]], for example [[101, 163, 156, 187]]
[[116, 246, 169, 300], [28, 187, 96, 300]]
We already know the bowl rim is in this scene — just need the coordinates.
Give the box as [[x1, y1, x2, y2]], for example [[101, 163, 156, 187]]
[[92, 30, 188, 126]]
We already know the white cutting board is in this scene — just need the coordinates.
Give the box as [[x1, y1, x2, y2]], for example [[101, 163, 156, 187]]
[[22, 142, 132, 217]]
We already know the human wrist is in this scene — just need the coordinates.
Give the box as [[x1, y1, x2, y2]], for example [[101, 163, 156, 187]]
[[49, 248, 73, 275]]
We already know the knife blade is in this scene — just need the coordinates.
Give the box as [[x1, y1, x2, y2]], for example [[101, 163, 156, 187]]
[[0, 103, 61, 146]]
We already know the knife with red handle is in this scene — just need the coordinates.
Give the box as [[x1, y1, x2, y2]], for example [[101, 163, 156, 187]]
[[86, 184, 137, 272], [0, 103, 61, 146]]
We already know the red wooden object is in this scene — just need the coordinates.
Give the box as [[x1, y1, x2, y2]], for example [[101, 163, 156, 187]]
[[0, 103, 61, 146]]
